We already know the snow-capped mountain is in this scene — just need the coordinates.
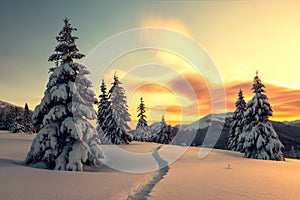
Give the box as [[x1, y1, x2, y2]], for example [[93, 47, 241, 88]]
[[284, 120, 300, 129], [149, 122, 162, 135], [146, 112, 300, 158], [182, 113, 233, 132]]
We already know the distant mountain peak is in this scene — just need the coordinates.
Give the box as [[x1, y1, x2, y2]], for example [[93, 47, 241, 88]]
[[182, 112, 233, 132]]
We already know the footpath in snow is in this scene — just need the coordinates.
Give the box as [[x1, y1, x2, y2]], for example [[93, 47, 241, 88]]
[[127, 145, 169, 200]]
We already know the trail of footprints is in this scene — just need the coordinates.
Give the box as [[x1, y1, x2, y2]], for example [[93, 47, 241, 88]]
[[127, 145, 169, 200]]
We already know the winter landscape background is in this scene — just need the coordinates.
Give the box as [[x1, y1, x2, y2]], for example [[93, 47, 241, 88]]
[[1, 1, 300, 200]]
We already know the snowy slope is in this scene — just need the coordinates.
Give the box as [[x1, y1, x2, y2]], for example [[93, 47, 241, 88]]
[[150, 145, 300, 200], [1, 131, 300, 200], [0, 131, 153, 200], [285, 120, 300, 128], [0, 100, 31, 111], [0, 100, 16, 108]]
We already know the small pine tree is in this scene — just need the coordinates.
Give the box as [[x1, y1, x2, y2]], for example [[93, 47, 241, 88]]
[[103, 72, 132, 144], [9, 107, 24, 133], [134, 97, 151, 142], [96, 80, 111, 143], [154, 115, 172, 144], [25, 18, 103, 171], [240, 71, 285, 161], [228, 89, 246, 151], [289, 145, 297, 159], [23, 103, 35, 133]]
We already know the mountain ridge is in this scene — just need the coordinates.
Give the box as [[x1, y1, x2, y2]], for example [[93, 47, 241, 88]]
[[148, 112, 300, 159]]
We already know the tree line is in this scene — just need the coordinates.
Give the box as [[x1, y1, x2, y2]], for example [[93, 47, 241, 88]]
[[0, 103, 35, 133], [96, 77, 173, 145]]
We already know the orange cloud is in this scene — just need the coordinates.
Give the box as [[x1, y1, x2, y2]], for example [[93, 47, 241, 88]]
[[124, 69, 299, 125], [132, 83, 172, 94], [168, 72, 212, 115], [34, 95, 43, 101]]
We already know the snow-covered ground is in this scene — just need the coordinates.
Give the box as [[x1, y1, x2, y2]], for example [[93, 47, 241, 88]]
[[150, 146, 300, 200], [0, 131, 153, 200], [1, 130, 300, 200]]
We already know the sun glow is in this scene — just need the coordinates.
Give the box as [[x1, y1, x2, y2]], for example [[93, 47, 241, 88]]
[[128, 83, 182, 126]]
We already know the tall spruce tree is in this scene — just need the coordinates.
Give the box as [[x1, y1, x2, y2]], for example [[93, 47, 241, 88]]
[[153, 115, 172, 144], [228, 89, 246, 151], [239, 71, 285, 161], [134, 97, 151, 142], [25, 18, 103, 171], [103, 72, 132, 144], [23, 103, 35, 133], [96, 80, 111, 143]]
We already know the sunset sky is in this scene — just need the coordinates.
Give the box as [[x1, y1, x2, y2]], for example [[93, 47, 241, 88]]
[[0, 1, 299, 125]]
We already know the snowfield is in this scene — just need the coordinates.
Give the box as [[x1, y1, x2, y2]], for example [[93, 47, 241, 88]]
[[150, 147, 300, 200], [1, 130, 300, 200], [0, 131, 152, 200]]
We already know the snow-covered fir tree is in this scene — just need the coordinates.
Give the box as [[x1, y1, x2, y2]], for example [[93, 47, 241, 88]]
[[228, 89, 246, 151], [102, 72, 132, 144], [25, 18, 103, 171], [153, 115, 172, 144], [239, 71, 285, 161], [9, 107, 24, 133], [96, 80, 111, 143], [288, 145, 297, 159], [23, 103, 35, 133], [134, 97, 151, 142]]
